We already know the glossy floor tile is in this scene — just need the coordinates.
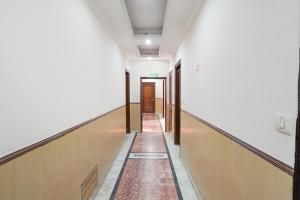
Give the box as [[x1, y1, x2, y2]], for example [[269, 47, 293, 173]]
[[131, 133, 166, 153], [142, 113, 162, 133], [164, 134, 202, 200], [93, 133, 135, 200], [129, 152, 168, 159], [94, 114, 200, 200], [110, 114, 182, 200], [113, 159, 179, 200]]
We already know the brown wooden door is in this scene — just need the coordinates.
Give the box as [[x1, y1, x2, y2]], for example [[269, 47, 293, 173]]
[[168, 72, 173, 133], [293, 58, 300, 199], [175, 62, 181, 145], [125, 71, 130, 133], [142, 82, 155, 113]]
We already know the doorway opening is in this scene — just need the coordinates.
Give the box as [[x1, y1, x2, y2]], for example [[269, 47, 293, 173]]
[[125, 71, 130, 133], [140, 77, 167, 132], [174, 61, 181, 145]]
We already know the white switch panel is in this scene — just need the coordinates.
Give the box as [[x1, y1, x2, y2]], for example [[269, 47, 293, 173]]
[[194, 64, 200, 72], [275, 114, 291, 135]]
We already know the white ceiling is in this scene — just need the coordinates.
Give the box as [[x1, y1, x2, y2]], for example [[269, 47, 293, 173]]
[[125, 0, 166, 34], [88, 0, 203, 60]]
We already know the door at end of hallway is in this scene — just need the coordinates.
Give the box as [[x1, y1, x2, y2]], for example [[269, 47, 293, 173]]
[[141, 82, 156, 113]]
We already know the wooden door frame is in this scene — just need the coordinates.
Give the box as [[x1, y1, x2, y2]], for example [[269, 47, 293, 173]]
[[174, 60, 181, 145], [141, 82, 156, 113], [125, 71, 130, 133], [168, 71, 173, 133], [293, 52, 300, 200], [140, 77, 167, 132], [163, 79, 166, 131]]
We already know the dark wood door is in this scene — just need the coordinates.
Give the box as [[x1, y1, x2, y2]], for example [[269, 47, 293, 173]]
[[125, 71, 130, 133], [175, 62, 181, 145], [142, 82, 155, 113], [293, 52, 300, 200], [168, 72, 173, 133]]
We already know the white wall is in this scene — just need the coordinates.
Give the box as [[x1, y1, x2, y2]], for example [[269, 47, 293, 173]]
[[128, 60, 170, 102], [168, 57, 176, 105], [176, 0, 298, 166], [0, 0, 125, 157]]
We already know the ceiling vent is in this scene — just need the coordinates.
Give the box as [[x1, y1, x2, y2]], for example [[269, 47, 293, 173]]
[[138, 45, 159, 57]]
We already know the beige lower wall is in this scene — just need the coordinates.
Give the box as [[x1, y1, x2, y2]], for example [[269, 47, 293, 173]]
[[172, 105, 175, 133], [155, 98, 163, 115], [181, 111, 293, 200], [130, 103, 140, 131], [0, 106, 126, 200], [166, 104, 174, 133]]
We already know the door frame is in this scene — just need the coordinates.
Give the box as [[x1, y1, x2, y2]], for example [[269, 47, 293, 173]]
[[125, 71, 130, 133], [168, 71, 173, 133], [174, 60, 181, 145], [140, 77, 167, 132], [293, 52, 300, 200], [141, 82, 156, 113]]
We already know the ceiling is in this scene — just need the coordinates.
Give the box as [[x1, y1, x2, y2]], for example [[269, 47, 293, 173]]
[[125, 0, 166, 35], [88, 0, 203, 60]]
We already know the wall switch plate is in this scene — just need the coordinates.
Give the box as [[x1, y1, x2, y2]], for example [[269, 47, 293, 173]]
[[275, 114, 291, 135], [195, 64, 200, 72]]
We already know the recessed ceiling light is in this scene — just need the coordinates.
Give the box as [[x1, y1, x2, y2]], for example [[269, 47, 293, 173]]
[[145, 38, 152, 45]]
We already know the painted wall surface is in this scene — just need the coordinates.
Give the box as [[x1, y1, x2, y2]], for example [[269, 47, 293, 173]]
[[0, 107, 126, 200], [181, 111, 293, 200], [176, 0, 298, 166], [129, 60, 170, 102], [168, 58, 176, 106], [0, 0, 125, 158]]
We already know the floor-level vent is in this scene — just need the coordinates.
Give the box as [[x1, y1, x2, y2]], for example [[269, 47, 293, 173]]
[[81, 165, 98, 200]]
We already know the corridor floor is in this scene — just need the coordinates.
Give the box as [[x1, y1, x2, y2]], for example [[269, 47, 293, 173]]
[[94, 114, 200, 200]]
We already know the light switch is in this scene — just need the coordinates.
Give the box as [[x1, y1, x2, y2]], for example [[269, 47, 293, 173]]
[[195, 64, 200, 72], [275, 114, 291, 135]]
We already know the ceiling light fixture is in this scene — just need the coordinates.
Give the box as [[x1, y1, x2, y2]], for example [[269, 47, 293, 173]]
[[145, 38, 152, 45]]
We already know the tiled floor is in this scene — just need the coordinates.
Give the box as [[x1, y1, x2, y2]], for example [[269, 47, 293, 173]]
[[131, 133, 166, 153], [142, 113, 162, 133], [94, 114, 201, 200]]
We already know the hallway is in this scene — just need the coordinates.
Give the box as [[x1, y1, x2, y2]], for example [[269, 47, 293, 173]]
[[0, 0, 298, 200], [95, 114, 198, 200]]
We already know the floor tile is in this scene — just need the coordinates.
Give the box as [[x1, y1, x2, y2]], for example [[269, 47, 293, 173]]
[[94, 114, 201, 200]]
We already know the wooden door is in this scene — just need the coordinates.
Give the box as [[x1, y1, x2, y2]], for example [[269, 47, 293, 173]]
[[142, 82, 155, 113], [168, 72, 173, 133], [125, 71, 130, 133], [293, 52, 300, 199], [175, 62, 181, 145]]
